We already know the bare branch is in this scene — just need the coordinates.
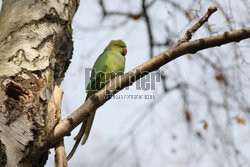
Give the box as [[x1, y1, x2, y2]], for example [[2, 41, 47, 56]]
[[177, 6, 218, 45], [99, 0, 142, 20], [43, 27, 250, 153], [55, 140, 67, 167], [142, 0, 154, 58]]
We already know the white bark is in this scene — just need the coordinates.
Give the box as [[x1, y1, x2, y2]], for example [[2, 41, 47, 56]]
[[0, 0, 78, 166]]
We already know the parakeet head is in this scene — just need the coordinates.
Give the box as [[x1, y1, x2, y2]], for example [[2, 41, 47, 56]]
[[104, 39, 127, 56]]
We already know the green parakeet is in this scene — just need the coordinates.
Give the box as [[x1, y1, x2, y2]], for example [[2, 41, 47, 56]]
[[67, 40, 127, 160]]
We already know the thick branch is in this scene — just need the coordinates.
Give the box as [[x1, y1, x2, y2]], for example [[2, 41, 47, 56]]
[[40, 27, 250, 153]]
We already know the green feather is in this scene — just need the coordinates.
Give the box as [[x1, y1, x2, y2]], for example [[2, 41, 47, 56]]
[[67, 39, 127, 160]]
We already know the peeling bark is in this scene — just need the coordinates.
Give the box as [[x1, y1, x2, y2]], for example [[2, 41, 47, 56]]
[[0, 0, 78, 166]]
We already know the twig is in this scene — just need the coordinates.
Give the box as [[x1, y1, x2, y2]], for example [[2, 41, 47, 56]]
[[142, 0, 154, 58], [99, 0, 142, 20], [177, 6, 218, 45]]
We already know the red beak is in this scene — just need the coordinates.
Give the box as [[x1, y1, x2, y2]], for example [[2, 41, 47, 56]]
[[123, 47, 127, 56]]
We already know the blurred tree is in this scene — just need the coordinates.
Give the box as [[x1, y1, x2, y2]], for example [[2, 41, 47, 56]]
[[0, 0, 249, 167], [67, 0, 249, 166]]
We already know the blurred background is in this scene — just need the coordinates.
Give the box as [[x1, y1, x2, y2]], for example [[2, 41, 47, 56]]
[[42, 0, 249, 166]]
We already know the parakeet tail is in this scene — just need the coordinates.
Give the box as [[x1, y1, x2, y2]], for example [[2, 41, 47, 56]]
[[67, 110, 96, 160], [67, 137, 81, 160], [81, 111, 96, 145], [67, 123, 86, 160]]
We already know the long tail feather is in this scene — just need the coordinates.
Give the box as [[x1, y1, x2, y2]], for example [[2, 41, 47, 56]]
[[67, 123, 86, 160], [81, 111, 96, 145], [67, 110, 96, 160]]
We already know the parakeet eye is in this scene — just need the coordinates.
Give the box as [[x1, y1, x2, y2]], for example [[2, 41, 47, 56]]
[[123, 47, 127, 56]]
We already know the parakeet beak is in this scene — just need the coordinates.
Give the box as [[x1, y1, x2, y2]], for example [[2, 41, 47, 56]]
[[123, 47, 127, 56]]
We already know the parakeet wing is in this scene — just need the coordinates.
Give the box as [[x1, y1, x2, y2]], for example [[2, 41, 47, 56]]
[[86, 52, 108, 98]]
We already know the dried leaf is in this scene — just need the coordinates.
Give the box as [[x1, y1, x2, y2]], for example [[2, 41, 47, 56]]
[[215, 73, 225, 82], [185, 12, 191, 21], [236, 116, 245, 124], [196, 131, 202, 138], [185, 110, 191, 122], [130, 14, 141, 20], [203, 121, 208, 130]]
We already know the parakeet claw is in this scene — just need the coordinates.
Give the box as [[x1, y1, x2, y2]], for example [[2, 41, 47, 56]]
[[106, 73, 119, 84]]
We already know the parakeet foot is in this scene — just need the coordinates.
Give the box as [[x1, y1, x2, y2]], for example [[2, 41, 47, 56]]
[[106, 73, 119, 84]]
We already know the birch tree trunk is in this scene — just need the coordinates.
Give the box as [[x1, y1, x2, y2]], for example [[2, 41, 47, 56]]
[[0, 0, 78, 166]]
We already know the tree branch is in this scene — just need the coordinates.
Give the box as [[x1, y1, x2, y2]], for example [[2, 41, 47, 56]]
[[177, 6, 218, 45], [38, 26, 250, 154], [142, 0, 154, 58], [48, 86, 67, 167]]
